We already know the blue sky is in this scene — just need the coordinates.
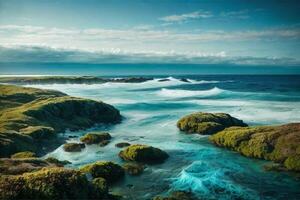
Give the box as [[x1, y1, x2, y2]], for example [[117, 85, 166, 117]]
[[0, 0, 299, 65]]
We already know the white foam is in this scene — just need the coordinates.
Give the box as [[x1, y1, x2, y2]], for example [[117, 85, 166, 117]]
[[156, 87, 224, 98]]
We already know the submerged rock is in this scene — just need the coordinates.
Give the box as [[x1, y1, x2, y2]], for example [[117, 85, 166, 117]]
[[209, 123, 300, 172], [80, 161, 124, 183], [153, 191, 196, 200], [10, 151, 36, 159], [177, 112, 247, 135], [119, 144, 169, 164], [44, 157, 71, 166], [0, 84, 121, 157], [115, 142, 131, 148], [80, 132, 111, 145], [123, 162, 145, 175], [63, 143, 85, 152]]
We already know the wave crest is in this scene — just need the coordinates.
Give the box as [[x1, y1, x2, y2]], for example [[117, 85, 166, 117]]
[[156, 87, 224, 98]]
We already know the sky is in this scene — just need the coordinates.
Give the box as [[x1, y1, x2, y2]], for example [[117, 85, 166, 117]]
[[0, 0, 299, 66]]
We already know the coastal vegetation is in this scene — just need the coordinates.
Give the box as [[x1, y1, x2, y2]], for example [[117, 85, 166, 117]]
[[0, 84, 121, 157]]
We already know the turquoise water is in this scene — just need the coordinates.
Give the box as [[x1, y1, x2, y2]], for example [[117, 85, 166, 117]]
[[24, 75, 300, 199]]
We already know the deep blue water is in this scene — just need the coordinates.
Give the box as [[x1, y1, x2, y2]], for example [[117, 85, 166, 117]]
[[16, 74, 300, 200]]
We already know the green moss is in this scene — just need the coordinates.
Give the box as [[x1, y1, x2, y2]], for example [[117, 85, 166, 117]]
[[123, 162, 144, 176], [210, 123, 300, 172], [119, 144, 169, 164], [63, 143, 85, 152], [80, 161, 124, 183], [80, 132, 111, 144], [11, 151, 36, 159], [0, 84, 121, 157], [0, 167, 99, 200], [177, 112, 247, 135], [92, 177, 108, 195], [284, 155, 300, 171]]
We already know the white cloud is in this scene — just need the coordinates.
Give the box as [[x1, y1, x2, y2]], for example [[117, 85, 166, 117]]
[[159, 11, 213, 23], [0, 45, 298, 66], [220, 10, 250, 19]]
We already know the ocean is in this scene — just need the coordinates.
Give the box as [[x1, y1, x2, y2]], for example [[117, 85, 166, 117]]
[[20, 75, 300, 199]]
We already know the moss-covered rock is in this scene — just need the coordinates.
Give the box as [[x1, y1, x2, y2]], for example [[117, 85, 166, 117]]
[[80, 132, 111, 144], [44, 157, 71, 166], [0, 167, 106, 200], [11, 151, 36, 159], [209, 123, 300, 172], [177, 112, 247, 135], [92, 177, 108, 195], [123, 163, 145, 175], [119, 144, 169, 164], [115, 142, 130, 148], [153, 191, 196, 200], [0, 84, 121, 157], [63, 143, 85, 152], [80, 161, 124, 183]]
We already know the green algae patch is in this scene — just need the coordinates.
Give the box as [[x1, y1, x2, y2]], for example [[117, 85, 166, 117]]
[[80, 132, 112, 144], [80, 161, 124, 183], [44, 157, 71, 166], [119, 144, 169, 164], [0, 84, 121, 157], [11, 151, 36, 159], [210, 123, 300, 172], [177, 112, 247, 135]]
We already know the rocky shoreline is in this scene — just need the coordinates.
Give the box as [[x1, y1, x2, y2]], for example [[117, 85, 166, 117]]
[[0, 76, 153, 85], [177, 112, 300, 172], [0, 84, 299, 199]]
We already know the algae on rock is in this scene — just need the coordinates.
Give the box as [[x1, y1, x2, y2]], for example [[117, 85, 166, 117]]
[[177, 112, 247, 135]]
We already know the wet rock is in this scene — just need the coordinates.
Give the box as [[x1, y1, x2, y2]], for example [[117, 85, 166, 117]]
[[10, 151, 36, 159], [115, 142, 131, 148], [63, 143, 85, 152], [123, 163, 145, 175], [153, 191, 196, 200], [80, 161, 124, 183], [177, 112, 247, 135], [119, 144, 169, 164], [80, 132, 111, 145]]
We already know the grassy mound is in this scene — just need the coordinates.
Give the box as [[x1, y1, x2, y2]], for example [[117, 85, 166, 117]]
[[80, 161, 124, 183], [0, 84, 121, 157], [177, 112, 247, 135], [119, 144, 169, 164], [209, 123, 300, 172]]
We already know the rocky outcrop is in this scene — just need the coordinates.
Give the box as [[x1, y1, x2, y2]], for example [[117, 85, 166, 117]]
[[0, 84, 121, 157], [80, 161, 124, 183], [80, 132, 112, 145], [177, 112, 247, 135], [63, 143, 85, 152], [209, 123, 300, 172], [119, 144, 169, 164], [0, 167, 117, 200], [0, 76, 153, 85]]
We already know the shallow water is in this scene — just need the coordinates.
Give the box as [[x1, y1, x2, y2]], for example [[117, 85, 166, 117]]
[[25, 75, 300, 199]]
